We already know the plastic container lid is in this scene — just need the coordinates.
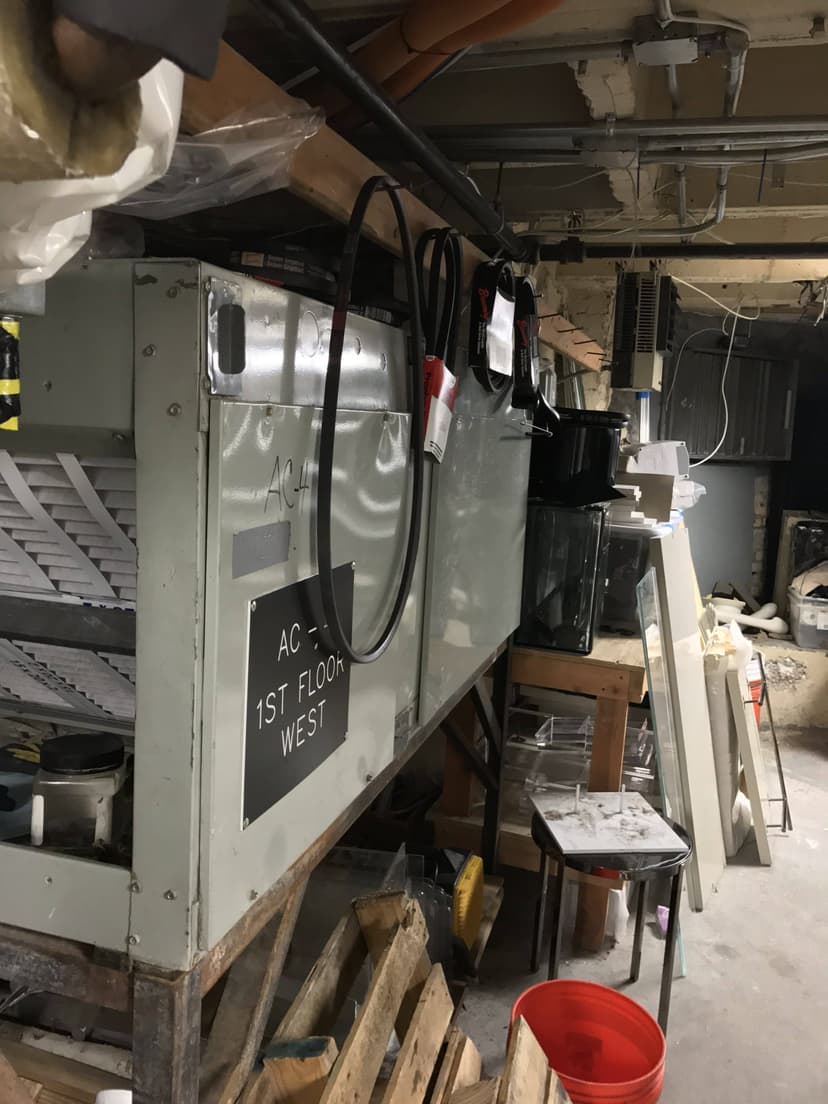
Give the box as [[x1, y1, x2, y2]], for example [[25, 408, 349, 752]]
[[555, 407, 630, 427], [40, 732, 125, 776]]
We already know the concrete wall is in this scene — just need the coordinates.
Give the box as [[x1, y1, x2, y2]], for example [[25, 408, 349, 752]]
[[760, 639, 828, 731]]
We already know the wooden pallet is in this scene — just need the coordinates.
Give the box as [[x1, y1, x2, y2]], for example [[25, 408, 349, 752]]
[[2, 889, 565, 1104], [242, 891, 570, 1104]]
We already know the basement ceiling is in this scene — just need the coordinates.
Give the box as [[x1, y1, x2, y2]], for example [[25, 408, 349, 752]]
[[210, 1, 828, 308]]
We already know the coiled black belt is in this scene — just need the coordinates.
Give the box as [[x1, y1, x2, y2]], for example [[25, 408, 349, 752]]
[[316, 176, 424, 665]]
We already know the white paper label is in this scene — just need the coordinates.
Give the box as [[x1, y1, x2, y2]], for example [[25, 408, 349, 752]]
[[817, 610, 828, 631], [487, 289, 515, 378], [425, 394, 453, 462]]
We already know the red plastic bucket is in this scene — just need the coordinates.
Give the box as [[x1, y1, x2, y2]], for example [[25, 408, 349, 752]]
[[511, 980, 666, 1104]]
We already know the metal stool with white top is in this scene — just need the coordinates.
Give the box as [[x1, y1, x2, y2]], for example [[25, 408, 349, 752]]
[[529, 789, 692, 1033]]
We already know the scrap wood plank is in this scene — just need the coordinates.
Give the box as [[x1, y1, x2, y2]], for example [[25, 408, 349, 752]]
[[451, 1080, 501, 1104], [1, 1052, 36, 1104], [241, 908, 366, 1104], [180, 45, 604, 372], [497, 1017, 551, 1104], [381, 963, 454, 1104], [264, 1036, 338, 1104], [354, 891, 432, 1037], [431, 1029, 483, 1104], [319, 898, 428, 1104], [201, 881, 307, 1104]]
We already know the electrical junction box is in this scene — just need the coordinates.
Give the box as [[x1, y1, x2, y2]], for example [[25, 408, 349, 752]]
[[632, 15, 700, 67], [0, 260, 529, 969]]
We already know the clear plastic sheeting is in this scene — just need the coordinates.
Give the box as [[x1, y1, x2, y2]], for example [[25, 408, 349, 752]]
[[119, 102, 323, 219], [502, 709, 657, 820]]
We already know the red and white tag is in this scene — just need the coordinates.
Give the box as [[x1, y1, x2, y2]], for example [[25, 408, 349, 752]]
[[423, 355, 458, 462]]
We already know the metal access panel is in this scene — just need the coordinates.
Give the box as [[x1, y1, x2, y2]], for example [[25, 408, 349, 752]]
[[0, 260, 427, 968], [421, 360, 531, 719]]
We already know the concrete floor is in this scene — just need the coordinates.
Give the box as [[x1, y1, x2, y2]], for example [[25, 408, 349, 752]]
[[457, 727, 828, 1102]]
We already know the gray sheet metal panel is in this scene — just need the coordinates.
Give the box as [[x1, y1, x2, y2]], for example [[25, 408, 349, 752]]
[[16, 262, 135, 444], [200, 399, 421, 951], [0, 844, 131, 949], [128, 263, 207, 969], [204, 265, 408, 410], [421, 365, 530, 721]]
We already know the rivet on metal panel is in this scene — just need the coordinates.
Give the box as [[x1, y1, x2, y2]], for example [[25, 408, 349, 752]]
[[163, 890, 177, 900], [167, 403, 182, 417], [112, 433, 126, 442], [43, 380, 52, 392], [167, 287, 179, 298], [127, 934, 140, 946], [243, 817, 250, 829], [251, 600, 257, 613], [44, 876, 52, 885], [142, 344, 157, 357], [129, 880, 142, 894]]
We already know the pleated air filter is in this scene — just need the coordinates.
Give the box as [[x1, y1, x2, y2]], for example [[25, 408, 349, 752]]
[[0, 451, 137, 727]]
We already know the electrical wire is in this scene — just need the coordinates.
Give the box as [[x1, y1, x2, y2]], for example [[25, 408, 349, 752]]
[[656, 1, 750, 39], [672, 276, 762, 320], [661, 326, 721, 432], [689, 314, 739, 468]]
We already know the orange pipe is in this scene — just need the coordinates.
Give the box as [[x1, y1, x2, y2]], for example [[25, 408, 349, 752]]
[[440, 0, 568, 51], [301, 0, 512, 116], [307, 0, 569, 130]]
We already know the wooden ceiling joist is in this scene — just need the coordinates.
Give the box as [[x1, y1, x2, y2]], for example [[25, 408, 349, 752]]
[[181, 43, 605, 371]]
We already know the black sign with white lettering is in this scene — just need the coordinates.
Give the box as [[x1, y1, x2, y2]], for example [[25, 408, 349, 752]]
[[243, 566, 353, 825]]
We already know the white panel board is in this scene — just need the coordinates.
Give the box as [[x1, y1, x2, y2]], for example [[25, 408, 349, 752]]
[[650, 528, 726, 910]]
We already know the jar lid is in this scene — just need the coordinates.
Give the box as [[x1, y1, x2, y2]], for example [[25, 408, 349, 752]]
[[40, 733, 125, 775]]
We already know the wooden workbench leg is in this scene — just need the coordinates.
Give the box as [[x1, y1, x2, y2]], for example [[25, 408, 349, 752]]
[[481, 641, 513, 874], [575, 693, 629, 952], [133, 967, 201, 1104], [441, 695, 479, 817]]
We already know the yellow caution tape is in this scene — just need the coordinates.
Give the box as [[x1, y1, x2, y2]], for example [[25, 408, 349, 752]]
[[0, 379, 21, 396]]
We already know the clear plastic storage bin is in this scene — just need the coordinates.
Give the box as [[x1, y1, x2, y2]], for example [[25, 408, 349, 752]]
[[788, 585, 828, 649]]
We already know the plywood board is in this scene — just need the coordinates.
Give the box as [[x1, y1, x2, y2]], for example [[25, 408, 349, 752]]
[[650, 529, 726, 910]]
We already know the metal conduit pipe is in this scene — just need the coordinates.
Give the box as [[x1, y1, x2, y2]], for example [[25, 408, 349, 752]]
[[454, 30, 729, 71], [642, 141, 828, 165], [253, 0, 528, 260], [414, 117, 828, 141], [539, 241, 828, 261]]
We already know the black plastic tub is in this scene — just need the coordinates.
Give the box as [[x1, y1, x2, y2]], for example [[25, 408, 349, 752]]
[[529, 407, 629, 506]]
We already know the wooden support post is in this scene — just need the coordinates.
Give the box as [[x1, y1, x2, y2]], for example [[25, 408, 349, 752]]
[[132, 969, 201, 1104], [441, 695, 479, 817], [201, 882, 307, 1104], [575, 691, 630, 952]]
